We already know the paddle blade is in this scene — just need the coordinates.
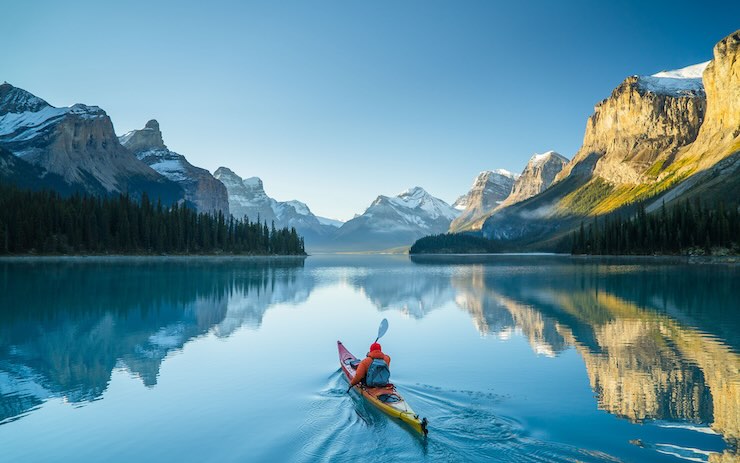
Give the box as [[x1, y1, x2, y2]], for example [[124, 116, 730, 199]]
[[376, 318, 389, 342]]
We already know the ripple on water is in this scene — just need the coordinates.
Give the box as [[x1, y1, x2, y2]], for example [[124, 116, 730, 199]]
[[296, 370, 622, 463]]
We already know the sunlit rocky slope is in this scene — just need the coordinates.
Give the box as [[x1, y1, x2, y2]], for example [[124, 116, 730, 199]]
[[481, 30, 740, 248]]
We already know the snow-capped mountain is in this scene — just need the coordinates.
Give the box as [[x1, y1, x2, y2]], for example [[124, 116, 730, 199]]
[[330, 186, 460, 251], [0, 83, 182, 203], [213, 167, 337, 248], [450, 169, 518, 232], [119, 120, 229, 214]]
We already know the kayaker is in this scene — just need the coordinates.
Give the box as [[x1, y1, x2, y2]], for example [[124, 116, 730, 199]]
[[349, 342, 391, 388]]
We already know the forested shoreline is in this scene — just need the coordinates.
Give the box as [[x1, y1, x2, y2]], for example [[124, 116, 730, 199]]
[[410, 200, 739, 257], [0, 184, 306, 256], [571, 200, 739, 256]]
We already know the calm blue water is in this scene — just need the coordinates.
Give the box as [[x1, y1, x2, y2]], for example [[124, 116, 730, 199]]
[[0, 255, 738, 462]]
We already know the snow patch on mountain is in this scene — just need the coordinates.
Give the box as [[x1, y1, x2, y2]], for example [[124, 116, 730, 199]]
[[637, 61, 709, 97], [147, 157, 189, 182], [652, 61, 709, 79], [0, 105, 105, 143]]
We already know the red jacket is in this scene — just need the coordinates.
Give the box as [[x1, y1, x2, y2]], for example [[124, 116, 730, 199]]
[[350, 350, 391, 386]]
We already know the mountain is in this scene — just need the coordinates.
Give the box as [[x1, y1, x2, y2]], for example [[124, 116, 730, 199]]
[[500, 151, 568, 208], [213, 167, 337, 248], [481, 30, 740, 248], [450, 169, 518, 232], [119, 120, 228, 214], [0, 83, 182, 203], [330, 186, 460, 251], [214, 168, 276, 222]]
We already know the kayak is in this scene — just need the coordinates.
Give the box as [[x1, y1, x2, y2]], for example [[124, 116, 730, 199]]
[[337, 340, 428, 436]]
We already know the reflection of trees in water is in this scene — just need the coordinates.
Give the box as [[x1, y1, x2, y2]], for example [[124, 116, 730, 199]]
[[442, 261, 738, 458], [0, 258, 311, 423]]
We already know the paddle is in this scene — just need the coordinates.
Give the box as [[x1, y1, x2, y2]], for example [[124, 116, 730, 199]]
[[375, 318, 389, 343], [347, 318, 388, 393]]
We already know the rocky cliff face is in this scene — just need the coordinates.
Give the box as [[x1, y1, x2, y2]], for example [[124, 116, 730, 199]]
[[119, 120, 229, 215], [213, 167, 276, 222], [501, 151, 568, 207], [679, 31, 740, 170], [449, 169, 517, 232], [0, 84, 182, 203], [649, 30, 740, 210], [0, 146, 72, 193], [213, 167, 336, 248], [556, 66, 707, 186]]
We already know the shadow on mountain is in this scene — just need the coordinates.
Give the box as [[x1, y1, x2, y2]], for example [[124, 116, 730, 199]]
[[0, 257, 312, 424]]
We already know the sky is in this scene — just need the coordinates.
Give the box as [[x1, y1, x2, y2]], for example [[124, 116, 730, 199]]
[[2, 1, 738, 221]]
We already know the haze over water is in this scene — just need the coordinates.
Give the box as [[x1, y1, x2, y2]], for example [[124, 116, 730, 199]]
[[0, 256, 737, 462]]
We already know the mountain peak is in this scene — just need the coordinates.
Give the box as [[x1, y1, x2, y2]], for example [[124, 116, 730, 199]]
[[528, 151, 567, 167], [449, 168, 518, 230], [243, 176, 264, 190], [0, 83, 51, 115], [214, 166, 238, 179], [398, 186, 428, 199], [119, 119, 166, 152]]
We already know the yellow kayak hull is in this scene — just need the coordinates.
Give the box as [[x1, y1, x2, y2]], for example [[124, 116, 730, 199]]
[[338, 340, 428, 436]]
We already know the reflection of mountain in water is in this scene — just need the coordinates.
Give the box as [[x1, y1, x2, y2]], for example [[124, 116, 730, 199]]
[[0, 258, 311, 423], [411, 256, 739, 460], [452, 268, 568, 356], [347, 267, 456, 318]]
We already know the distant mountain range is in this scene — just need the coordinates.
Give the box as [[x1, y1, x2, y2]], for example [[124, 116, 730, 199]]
[[1, 30, 738, 254], [327, 186, 460, 252]]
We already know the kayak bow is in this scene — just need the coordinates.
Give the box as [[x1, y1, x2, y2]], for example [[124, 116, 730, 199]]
[[337, 340, 428, 436]]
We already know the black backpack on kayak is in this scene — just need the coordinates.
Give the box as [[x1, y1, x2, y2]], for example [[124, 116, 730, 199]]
[[365, 358, 390, 387]]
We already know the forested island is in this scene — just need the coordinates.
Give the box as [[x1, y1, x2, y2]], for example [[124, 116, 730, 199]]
[[0, 185, 306, 256], [409, 233, 500, 254]]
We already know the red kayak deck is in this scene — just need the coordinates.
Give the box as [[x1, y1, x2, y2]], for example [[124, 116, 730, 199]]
[[337, 340, 428, 435]]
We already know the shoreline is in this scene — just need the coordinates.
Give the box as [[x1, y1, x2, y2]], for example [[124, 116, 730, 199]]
[[0, 254, 307, 263], [407, 253, 740, 264]]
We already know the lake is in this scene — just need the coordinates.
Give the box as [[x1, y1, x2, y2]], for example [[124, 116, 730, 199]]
[[0, 255, 738, 462]]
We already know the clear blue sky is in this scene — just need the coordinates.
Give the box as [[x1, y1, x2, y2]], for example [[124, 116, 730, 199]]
[[2, 1, 738, 220]]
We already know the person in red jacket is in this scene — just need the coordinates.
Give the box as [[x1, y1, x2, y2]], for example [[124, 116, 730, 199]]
[[349, 342, 391, 388]]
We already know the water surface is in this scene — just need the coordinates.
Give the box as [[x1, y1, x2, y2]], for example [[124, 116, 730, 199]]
[[0, 255, 738, 462]]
